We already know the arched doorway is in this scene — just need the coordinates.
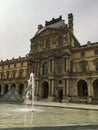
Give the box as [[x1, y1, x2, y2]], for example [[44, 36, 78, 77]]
[[77, 80, 88, 97], [19, 83, 24, 96], [93, 79, 98, 97], [4, 84, 9, 94], [11, 83, 16, 88], [42, 81, 49, 98], [58, 89, 63, 102]]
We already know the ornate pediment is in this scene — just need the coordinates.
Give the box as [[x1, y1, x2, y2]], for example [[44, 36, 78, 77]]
[[36, 27, 61, 38]]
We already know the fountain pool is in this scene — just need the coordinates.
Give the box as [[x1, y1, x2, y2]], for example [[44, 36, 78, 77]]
[[0, 103, 98, 130]]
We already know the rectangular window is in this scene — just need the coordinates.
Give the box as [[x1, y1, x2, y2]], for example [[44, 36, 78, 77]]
[[58, 63, 62, 74], [81, 51, 85, 57], [81, 62, 87, 72]]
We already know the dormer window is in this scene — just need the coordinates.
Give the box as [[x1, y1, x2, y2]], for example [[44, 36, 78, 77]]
[[58, 36, 63, 46], [46, 39, 50, 49]]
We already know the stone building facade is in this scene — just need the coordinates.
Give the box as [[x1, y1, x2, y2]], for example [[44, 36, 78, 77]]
[[0, 13, 98, 103], [0, 56, 29, 99]]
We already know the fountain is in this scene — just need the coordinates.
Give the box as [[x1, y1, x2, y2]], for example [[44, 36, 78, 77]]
[[25, 72, 35, 111], [0, 72, 98, 129]]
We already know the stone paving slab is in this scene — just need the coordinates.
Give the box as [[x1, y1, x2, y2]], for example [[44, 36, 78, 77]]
[[34, 101, 98, 111]]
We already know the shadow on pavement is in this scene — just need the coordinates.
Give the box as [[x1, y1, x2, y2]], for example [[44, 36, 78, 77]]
[[0, 125, 98, 130]]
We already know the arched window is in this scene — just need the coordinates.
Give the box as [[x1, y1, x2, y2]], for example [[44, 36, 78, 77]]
[[46, 39, 50, 49], [58, 36, 63, 46], [43, 62, 48, 75], [77, 80, 88, 97]]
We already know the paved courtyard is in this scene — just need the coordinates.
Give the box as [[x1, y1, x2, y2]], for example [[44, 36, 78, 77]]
[[34, 101, 98, 111], [0, 102, 98, 130]]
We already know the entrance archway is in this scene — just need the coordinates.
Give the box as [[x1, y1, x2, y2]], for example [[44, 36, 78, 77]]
[[19, 83, 24, 96], [77, 80, 88, 97], [93, 79, 98, 97], [11, 83, 16, 88], [4, 84, 9, 94], [58, 89, 63, 102], [42, 81, 49, 98]]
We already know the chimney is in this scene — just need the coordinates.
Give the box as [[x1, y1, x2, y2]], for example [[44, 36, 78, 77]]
[[68, 13, 73, 32]]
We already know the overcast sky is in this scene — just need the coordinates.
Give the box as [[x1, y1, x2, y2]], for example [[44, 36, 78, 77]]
[[0, 0, 98, 60]]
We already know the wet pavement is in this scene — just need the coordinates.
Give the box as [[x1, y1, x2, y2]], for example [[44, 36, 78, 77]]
[[0, 102, 98, 130]]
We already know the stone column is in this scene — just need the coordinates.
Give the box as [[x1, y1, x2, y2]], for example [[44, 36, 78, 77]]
[[40, 65, 43, 75], [66, 58, 68, 72], [34, 80, 37, 95], [62, 78, 69, 102], [37, 61, 40, 74], [8, 84, 11, 90], [88, 85, 92, 97], [34, 80, 40, 101], [63, 58, 66, 73], [39, 85, 41, 99], [87, 83, 93, 103], [63, 79, 66, 97], [36, 80, 40, 96], [66, 79, 69, 96], [49, 59, 52, 74], [16, 83, 19, 91], [51, 79, 54, 96], [91, 85, 94, 97], [75, 82, 78, 96], [48, 79, 51, 96], [52, 59, 55, 73], [1, 84, 5, 96], [48, 79, 55, 101]]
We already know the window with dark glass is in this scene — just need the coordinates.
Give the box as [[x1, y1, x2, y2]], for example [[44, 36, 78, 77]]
[[46, 39, 50, 49], [58, 36, 63, 46], [81, 51, 85, 57], [94, 50, 98, 55], [43, 63, 48, 75], [35, 42, 38, 49], [7, 72, 10, 79], [58, 63, 62, 74], [81, 62, 87, 72], [18, 70, 23, 78], [95, 62, 98, 71]]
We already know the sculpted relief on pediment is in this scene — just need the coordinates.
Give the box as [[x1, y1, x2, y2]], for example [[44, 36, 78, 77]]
[[38, 28, 57, 38]]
